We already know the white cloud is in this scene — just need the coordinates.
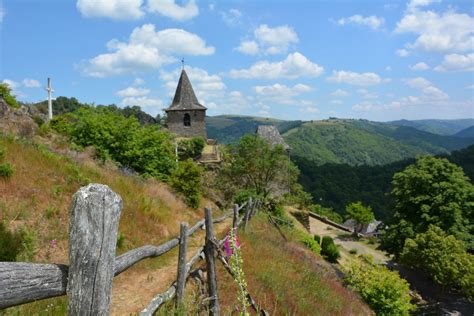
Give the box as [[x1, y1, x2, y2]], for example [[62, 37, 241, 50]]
[[221, 8, 242, 27], [254, 83, 312, 97], [2, 79, 20, 91], [336, 15, 385, 30], [76, 0, 144, 20], [357, 89, 378, 99], [327, 70, 382, 86], [395, 9, 474, 53], [117, 86, 150, 97], [121, 96, 163, 107], [147, 0, 198, 21], [80, 24, 214, 77], [229, 52, 324, 80], [396, 48, 410, 57], [300, 106, 319, 113], [235, 40, 259, 55], [229, 91, 242, 98], [133, 78, 145, 85], [331, 89, 349, 97], [466, 84, 474, 90], [407, 0, 441, 12], [403, 76, 449, 100], [236, 24, 299, 55], [434, 53, 474, 72], [0, 3, 5, 23], [22, 78, 41, 88], [410, 62, 430, 71], [352, 102, 377, 111], [331, 100, 343, 105]]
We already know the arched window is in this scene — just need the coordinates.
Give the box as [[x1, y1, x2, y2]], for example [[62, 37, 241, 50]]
[[183, 113, 191, 126]]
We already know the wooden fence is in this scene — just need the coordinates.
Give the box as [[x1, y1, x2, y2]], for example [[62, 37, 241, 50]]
[[0, 183, 264, 315]]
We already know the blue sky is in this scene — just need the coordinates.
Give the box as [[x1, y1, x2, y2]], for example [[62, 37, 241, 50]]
[[1, 0, 473, 121]]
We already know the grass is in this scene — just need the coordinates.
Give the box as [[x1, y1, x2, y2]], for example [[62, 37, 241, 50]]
[[216, 215, 371, 315]]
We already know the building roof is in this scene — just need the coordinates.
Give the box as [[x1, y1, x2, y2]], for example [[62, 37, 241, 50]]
[[256, 125, 290, 150], [165, 69, 206, 112]]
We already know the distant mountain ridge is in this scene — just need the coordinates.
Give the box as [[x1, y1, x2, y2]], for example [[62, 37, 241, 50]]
[[207, 116, 474, 166], [387, 118, 474, 135], [455, 125, 474, 138]]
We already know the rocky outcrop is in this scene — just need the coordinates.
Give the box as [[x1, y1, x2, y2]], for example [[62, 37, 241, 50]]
[[0, 97, 38, 137]]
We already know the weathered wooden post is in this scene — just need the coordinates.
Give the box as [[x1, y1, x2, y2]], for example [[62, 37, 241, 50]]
[[67, 184, 122, 315], [244, 197, 253, 231], [204, 207, 220, 316], [176, 222, 189, 306], [232, 203, 239, 230]]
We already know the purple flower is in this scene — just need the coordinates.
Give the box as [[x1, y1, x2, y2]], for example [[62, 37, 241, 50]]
[[50, 239, 57, 248], [223, 234, 240, 256]]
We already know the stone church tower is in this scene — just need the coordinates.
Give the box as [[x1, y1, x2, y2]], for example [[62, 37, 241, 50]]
[[165, 69, 207, 139]]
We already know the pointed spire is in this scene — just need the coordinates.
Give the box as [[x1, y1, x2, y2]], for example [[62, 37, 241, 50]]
[[166, 69, 206, 112]]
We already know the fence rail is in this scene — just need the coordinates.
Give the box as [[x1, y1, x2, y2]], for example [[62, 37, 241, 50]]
[[0, 183, 254, 315]]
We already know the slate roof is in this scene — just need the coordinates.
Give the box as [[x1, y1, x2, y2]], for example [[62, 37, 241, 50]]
[[256, 125, 290, 150], [165, 69, 206, 112]]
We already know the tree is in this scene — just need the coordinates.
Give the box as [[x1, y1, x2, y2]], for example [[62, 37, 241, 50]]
[[400, 225, 474, 299], [345, 201, 375, 235], [170, 159, 203, 208], [382, 156, 474, 255], [0, 83, 19, 108], [219, 134, 298, 199]]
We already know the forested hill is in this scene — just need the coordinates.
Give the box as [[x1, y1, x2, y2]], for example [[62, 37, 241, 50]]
[[455, 125, 474, 138], [387, 118, 474, 135], [284, 119, 474, 166]]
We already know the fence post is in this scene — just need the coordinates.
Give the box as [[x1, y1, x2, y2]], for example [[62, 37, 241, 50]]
[[67, 184, 122, 316], [244, 197, 252, 231], [204, 207, 220, 316], [176, 222, 189, 306], [233, 204, 239, 230]]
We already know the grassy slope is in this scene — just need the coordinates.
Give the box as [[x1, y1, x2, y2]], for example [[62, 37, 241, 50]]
[[214, 215, 371, 315], [284, 119, 474, 166]]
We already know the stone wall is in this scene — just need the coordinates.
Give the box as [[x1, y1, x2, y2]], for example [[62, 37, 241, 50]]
[[167, 110, 207, 139]]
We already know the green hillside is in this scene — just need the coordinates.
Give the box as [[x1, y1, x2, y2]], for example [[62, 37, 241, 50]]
[[388, 118, 474, 135], [284, 119, 474, 166]]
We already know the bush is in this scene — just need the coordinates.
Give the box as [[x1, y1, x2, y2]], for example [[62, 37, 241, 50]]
[[0, 222, 23, 261], [314, 234, 321, 244], [349, 248, 358, 255], [301, 235, 321, 255], [321, 236, 341, 263], [0, 83, 19, 108], [233, 189, 259, 206], [345, 258, 415, 315], [177, 137, 205, 160], [311, 204, 343, 223], [0, 163, 14, 179], [170, 159, 203, 208]]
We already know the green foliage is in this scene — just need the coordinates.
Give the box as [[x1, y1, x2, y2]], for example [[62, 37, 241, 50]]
[[35, 96, 83, 115], [321, 236, 340, 263], [116, 232, 126, 249], [314, 234, 321, 244], [170, 159, 203, 208], [0, 83, 19, 108], [0, 163, 13, 179], [32, 114, 45, 127], [310, 204, 343, 223], [177, 137, 205, 160], [18, 226, 37, 261], [345, 257, 415, 315], [50, 107, 176, 180], [349, 248, 358, 255], [233, 188, 259, 206], [219, 134, 298, 198], [0, 222, 23, 261], [345, 201, 374, 234], [300, 235, 321, 255], [382, 156, 474, 255], [400, 226, 474, 299]]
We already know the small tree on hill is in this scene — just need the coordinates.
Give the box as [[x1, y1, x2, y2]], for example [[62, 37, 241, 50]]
[[345, 201, 374, 235]]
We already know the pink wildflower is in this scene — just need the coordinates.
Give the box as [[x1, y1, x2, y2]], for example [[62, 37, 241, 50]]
[[50, 239, 57, 248], [223, 234, 240, 256]]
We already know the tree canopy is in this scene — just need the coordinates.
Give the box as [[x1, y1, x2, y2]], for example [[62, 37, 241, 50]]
[[345, 201, 375, 234]]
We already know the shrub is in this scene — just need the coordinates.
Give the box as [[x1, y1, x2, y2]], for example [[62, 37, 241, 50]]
[[0, 222, 23, 261], [177, 137, 205, 160], [349, 248, 358, 255], [0, 83, 19, 108], [0, 163, 14, 179], [311, 204, 343, 223], [32, 114, 45, 127], [301, 235, 321, 255], [314, 234, 321, 244], [170, 159, 203, 208], [321, 236, 341, 263], [233, 188, 259, 206], [345, 258, 415, 315]]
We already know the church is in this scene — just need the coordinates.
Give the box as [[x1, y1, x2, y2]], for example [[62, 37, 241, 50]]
[[165, 69, 207, 139]]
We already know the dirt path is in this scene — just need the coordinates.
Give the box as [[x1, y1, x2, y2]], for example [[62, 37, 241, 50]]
[[110, 216, 233, 315], [308, 216, 390, 265]]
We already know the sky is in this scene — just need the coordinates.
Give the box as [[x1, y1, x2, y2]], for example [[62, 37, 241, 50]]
[[1, 0, 473, 121]]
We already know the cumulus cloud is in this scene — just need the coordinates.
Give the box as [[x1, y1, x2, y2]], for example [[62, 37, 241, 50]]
[[407, 0, 441, 12], [410, 62, 430, 71], [434, 53, 474, 72], [76, 0, 144, 20], [229, 52, 323, 79], [254, 83, 312, 97], [403, 76, 448, 100], [121, 96, 162, 107], [221, 8, 242, 27], [395, 9, 474, 53], [357, 89, 378, 99], [396, 48, 410, 57], [22, 78, 41, 88], [336, 15, 385, 30], [133, 78, 145, 85], [330, 89, 349, 97], [80, 24, 214, 77], [147, 0, 198, 21], [116, 86, 150, 97], [236, 24, 299, 55], [326, 70, 382, 86]]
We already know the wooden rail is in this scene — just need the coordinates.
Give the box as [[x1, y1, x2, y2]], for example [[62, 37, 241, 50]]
[[0, 184, 249, 312]]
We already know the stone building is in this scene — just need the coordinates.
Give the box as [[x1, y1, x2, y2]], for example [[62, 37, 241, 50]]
[[165, 69, 207, 139]]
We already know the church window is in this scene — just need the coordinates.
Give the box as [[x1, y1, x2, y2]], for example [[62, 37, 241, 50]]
[[183, 113, 191, 126]]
